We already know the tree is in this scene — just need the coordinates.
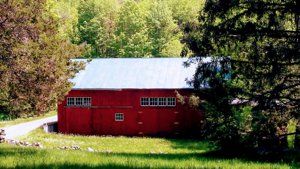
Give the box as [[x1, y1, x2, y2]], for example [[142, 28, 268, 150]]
[[147, 0, 182, 57], [50, 0, 80, 41], [76, 0, 100, 57], [69, 0, 204, 58], [167, 0, 204, 25], [76, 0, 118, 57], [183, 0, 300, 150], [0, 0, 84, 117], [111, 0, 151, 57]]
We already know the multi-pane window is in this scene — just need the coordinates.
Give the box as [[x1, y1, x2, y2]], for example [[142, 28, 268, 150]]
[[67, 97, 91, 107], [83, 97, 91, 106], [75, 98, 81, 105], [167, 97, 176, 106], [115, 113, 124, 121], [141, 98, 149, 106], [158, 98, 167, 106], [149, 98, 158, 106], [67, 97, 75, 106], [140, 97, 176, 107]]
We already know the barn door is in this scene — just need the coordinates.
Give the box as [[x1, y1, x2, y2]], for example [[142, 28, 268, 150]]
[[91, 108, 103, 135]]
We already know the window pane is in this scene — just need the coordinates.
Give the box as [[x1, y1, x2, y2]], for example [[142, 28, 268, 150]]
[[115, 113, 124, 121], [75, 98, 81, 105], [83, 97, 91, 106], [158, 98, 166, 106], [167, 97, 176, 106], [141, 97, 149, 106], [150, 98, 158, 106], [67, 97, 74, 106], [67, 97, 91, 107]]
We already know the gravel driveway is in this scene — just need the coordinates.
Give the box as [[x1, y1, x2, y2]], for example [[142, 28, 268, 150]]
[[2, 115, 57, 139]]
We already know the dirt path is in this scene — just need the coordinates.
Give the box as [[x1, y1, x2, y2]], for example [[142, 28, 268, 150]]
[[2, 115, 57, 139]]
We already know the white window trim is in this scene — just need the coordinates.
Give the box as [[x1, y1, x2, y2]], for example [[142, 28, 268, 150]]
[[140, 97, 149, 106], [140, 97, 176, 107], [115, 113, 124, 121], [67, 97, 91, 107]]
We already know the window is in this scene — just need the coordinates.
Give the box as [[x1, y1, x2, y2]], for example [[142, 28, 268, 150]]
[[167, 97, 176, 106], [140, 97, 176, 107], [67, 97, 91, 107], [158, 98, 167, 106], [75, 98, 81, 105], [115, 113, 124, 121], [149, 98, 158, 106], [83, 97, 91, 106], [141, 98, 149, 106], [67, 97, 75, 106]]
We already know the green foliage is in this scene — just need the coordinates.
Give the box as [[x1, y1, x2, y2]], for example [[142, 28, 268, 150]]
[[288, 120, 296, 148], [167, 0, 204, 25], [0, 111, 56, 128], [71, 0, 204, 57], [183, 0, 300, 150], [0, 113, 10, 121], [147, 0, 181, 57], [111, 0, 151, 57], [49, 0, 79, 40], [76, 0, 118, 57], [0, 0, 85, 117]]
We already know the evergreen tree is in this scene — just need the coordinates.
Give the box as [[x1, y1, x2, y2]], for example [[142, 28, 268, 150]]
[[183, 0, 300, 149]]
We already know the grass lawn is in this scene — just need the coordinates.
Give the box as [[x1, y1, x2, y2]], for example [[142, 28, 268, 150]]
[[0, 111, 57, 128], [0, 129, 296, 169]]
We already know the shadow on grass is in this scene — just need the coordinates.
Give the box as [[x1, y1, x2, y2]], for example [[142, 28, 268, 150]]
[[167, 138, 300, 165], [0, 145, 299, 169], [13, 164, 150, 169], [166, 138, 216, 152], [7, 152, 300, 169]]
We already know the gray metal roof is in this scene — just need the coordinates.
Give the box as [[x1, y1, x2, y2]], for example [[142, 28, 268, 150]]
[[71, 58, 200, 89]]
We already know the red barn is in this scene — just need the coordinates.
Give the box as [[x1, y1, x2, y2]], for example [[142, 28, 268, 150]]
[[58, 58, 203, 136]]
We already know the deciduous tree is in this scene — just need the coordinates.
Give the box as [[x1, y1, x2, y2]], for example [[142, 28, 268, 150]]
[[111, 0, 151, 57], [147, 0, 182, 57], [0, 0, 84, 117]]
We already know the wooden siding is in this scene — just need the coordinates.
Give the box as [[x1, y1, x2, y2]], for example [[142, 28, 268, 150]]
[[58, 89, 203, 136]]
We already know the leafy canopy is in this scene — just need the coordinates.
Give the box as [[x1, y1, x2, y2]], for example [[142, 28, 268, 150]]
[[0, 0, 85, 117]]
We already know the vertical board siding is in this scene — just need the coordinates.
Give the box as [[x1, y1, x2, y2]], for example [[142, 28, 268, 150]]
[[58, 89, 203, 136]]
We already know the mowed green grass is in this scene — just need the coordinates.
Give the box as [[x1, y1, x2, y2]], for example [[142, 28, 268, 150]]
[[0, 143, 293, 169], [0, 111, 57, 128], [19, 129, 212, 154], [0, 128, 294, 169]]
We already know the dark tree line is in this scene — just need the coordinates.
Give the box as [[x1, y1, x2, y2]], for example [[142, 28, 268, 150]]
[[183, 0, 300, 150]]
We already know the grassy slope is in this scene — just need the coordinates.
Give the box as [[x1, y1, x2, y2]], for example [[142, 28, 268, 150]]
[[0, 111, 57, 128], [18, 129, 213, 154], [0, 129, 293, 169], [0, 143, 293, 169]]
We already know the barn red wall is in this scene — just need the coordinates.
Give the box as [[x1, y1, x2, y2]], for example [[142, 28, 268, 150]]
[[58, 89, 203, 136]]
